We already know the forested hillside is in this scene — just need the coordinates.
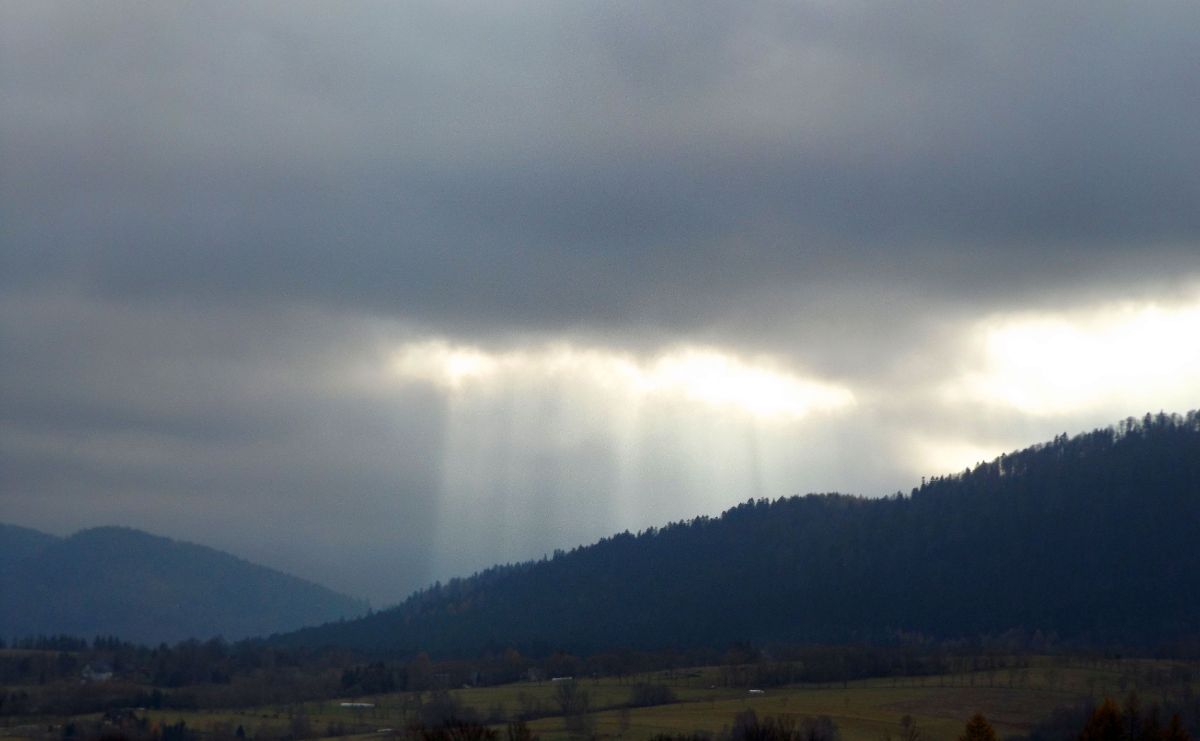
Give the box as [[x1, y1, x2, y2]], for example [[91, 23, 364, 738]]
[[0, 526, 366, 643], [278, 411, 1200, 657]]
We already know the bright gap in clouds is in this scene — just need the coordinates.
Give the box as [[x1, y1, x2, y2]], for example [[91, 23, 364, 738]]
[[910, 293, 1200, 480], [392, 341, 856, 420], [948, 296, 1200, 417]]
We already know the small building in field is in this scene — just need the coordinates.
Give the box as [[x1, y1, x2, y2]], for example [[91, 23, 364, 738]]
[[81, 662, 114, 682]]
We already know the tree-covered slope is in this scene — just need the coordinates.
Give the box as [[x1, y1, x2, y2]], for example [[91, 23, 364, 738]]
[[277, 411, 1200, 656], [0, 525, 366, 644]]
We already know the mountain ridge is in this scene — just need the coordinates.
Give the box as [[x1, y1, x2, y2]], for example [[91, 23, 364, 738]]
[[273, 410, 1200, 657], [0, 523, 366, 644]]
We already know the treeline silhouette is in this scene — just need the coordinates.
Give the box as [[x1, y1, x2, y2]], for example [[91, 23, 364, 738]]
[[1029, 693, 1196, 741], [276, 411, 1200, 657], [0, 635, 346, 716], [0, 632, 990, 716]]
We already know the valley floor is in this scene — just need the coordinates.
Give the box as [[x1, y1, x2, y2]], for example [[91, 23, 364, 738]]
[[5, 655, 1195, 740]]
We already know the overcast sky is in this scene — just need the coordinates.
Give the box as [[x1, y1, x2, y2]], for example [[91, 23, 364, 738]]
[[3, 2, 1199, 604]]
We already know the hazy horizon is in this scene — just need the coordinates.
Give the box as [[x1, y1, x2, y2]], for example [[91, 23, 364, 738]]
[[3, 2, 1199, 603]]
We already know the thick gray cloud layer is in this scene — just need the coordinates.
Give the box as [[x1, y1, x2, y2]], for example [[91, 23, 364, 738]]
[[3, 2, 1199, 602]]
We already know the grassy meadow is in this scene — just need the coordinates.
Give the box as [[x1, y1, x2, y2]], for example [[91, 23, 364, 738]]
[[24, 656, 1181, 741]]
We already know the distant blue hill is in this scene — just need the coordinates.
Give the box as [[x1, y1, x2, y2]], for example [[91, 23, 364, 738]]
[[0, 524, 366, 644]]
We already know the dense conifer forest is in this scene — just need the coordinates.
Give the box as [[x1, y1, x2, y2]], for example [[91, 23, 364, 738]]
[[276, 412, 1200, 657]]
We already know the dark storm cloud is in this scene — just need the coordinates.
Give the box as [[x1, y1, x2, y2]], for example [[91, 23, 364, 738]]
[[5, 1, 1199, 339], [3, 2, 1200, 600]]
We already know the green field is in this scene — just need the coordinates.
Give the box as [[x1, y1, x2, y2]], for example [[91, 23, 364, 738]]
[[21, 656, 1177, 741], [2, 657, 1190, 733]]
